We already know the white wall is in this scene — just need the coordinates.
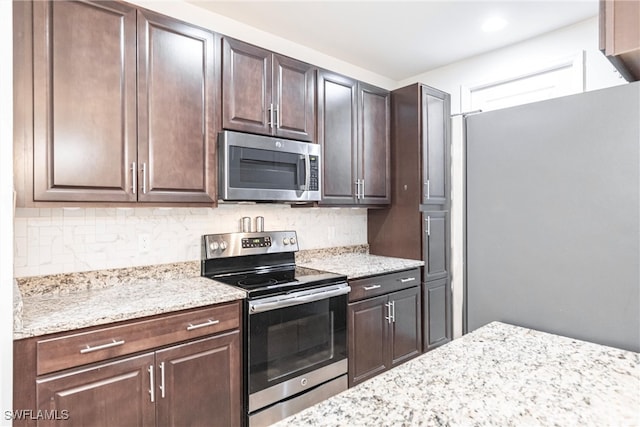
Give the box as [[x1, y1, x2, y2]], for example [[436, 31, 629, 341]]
[[402, 17, 626, 114], [14, 205, 367, 277], [1, 0, 13, 424]]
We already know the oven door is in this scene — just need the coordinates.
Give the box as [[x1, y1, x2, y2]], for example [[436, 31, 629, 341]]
[[218, 130, 321, 202], [247, 283, 349, 414]]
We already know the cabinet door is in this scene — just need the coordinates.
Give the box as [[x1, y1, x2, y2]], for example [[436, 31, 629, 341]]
[[137, 10, 219, 204], [423, 210, 449, 281], [36, 353, 156, 427], [348, 294, 389, 387], [317, 71, 358, 205], [359, 83, 391, 205], [273, 54, 316, 141], [389, 287, 422, 367], [222, 38, 272, 136], [423, 278, 451, 351], [32, 0, 137, 202], [155, 331, 241, 427], [421, 86, 450, 205]]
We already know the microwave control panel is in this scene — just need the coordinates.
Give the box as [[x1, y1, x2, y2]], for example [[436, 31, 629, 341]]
[[309, 156, 319, 191]]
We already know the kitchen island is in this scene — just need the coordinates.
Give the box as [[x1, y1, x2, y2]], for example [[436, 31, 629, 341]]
[[275, 321, 640, 426]]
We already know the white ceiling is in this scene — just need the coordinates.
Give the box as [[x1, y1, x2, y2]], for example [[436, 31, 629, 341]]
[[189, 0, 599, 81]]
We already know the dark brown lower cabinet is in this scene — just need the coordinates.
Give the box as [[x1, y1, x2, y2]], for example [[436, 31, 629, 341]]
[[423, 278, 451, 351], [36, 353, 156, 427], [348, 285, 421, 387], [156, 332, 241, 427], [35, 332, 240, 427]]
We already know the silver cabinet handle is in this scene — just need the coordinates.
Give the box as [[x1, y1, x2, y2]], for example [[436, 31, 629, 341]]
[[385, 302, 393, 324], [159, 362, 166, 399], [426, 180, 430, 199], [391, 300, 396, 322], [354, 180, 360, 199], [425, 216, 431, 236], [141, 163, 147, 194], [268, 103, 274, 128], [79, 339, 125, 354], [186, 319, 220, 331], [131, 162, 137, 194], [363, 284, 381, 291], [399, 277, 416, 283], [148, 365, 155, 403], [361, 179, 365, 198]]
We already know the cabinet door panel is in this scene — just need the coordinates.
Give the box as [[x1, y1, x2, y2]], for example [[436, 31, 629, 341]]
[[348, 295, 389, 387], [137, 10, 218, 203], [317, 72, 358, 205], [156, 332, 241, 427], [36, 353, 155, 427], [389, 287, 422, 366], [423, 210, 449, 281], [274, 55, 315, 141], [32, 0, 137, 202], [424, 278, 451, 351], [359, 83, 390, 204], [222, 38, 272, 135], [422, 86, 450, 205]]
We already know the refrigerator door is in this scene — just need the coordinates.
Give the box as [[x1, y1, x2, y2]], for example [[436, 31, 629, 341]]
[[465, 82, 640, 352]]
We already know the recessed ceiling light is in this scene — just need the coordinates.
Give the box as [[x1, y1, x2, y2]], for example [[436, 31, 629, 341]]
[[482, 16, 508, 33]]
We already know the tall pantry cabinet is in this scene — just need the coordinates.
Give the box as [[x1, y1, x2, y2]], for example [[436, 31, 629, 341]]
[[368, 83, 452, 352]]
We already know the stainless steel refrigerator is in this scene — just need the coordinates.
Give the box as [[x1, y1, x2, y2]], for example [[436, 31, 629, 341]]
[[465, 82, 640, 352]]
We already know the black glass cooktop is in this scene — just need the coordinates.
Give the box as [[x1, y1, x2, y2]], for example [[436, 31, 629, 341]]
[[209, 265, 346, 299]]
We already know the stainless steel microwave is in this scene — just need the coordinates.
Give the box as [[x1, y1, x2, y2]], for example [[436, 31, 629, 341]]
[[218, 130, 321, 202]]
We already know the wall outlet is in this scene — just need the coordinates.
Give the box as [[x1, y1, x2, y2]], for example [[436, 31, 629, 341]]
[[138, 234, 151, 253]]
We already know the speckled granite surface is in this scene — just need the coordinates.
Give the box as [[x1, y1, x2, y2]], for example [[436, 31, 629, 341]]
[[275, 322, 640, 427], [14, 246, 422, 340], [297, 248, 424, 279], [14, 262, 245, 340]]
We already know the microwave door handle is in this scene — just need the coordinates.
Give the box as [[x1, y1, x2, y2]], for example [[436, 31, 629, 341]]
[[297, 154, 309, 191]]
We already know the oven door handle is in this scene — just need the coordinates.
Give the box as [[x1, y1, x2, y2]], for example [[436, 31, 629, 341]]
[[249, 284, 351, 314]]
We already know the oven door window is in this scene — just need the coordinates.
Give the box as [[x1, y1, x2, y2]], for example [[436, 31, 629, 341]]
[[229, 146, 305, 191], [248, 295, 347, 394]]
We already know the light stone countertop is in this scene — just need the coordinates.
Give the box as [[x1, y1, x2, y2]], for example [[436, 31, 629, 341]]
[[275, 321, 640, 427], [297, 250, 424, 279], [14, 262, 246, 340], [13, 246, 420, 340]]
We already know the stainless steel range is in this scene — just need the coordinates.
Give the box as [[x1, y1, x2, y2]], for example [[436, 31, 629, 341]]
[[201, 231, 349, 426]]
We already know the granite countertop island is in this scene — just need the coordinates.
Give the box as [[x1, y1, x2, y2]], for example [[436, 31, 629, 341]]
[[275, 322, 640, 426]]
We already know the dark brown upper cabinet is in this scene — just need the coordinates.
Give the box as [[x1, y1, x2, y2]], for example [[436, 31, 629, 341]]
[[317, 71, 390, 206], [15, 1, 219, 206], [222, 38, 316, 142], [599, 0, 640, 81]]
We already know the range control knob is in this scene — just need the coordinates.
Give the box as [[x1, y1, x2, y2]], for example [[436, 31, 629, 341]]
[[283, 238, 290, 245], [289, 237, 297, 245], [219, 241, 228, 251], [209, 242, 219, 251]]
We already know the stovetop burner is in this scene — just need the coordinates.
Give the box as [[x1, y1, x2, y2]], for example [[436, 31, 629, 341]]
[[201, 231, 347, 299]]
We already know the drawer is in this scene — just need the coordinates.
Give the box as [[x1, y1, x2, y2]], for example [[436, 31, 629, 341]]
[[37, 301, 240, 375], [348, 268, 420, 302]]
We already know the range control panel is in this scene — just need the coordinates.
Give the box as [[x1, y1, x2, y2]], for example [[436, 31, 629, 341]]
[[203, 231, 299, 259], [242, 236, 271, 248]]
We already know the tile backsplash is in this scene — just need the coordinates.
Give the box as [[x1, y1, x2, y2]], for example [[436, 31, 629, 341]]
[[14, 204, 367, 277]]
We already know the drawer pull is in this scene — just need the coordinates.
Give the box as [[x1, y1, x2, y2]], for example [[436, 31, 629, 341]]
[[363, 285, 381, 291], [186, 319, 220, 331], [79, 339, 125, 354], [399, 277, 416, 283]]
